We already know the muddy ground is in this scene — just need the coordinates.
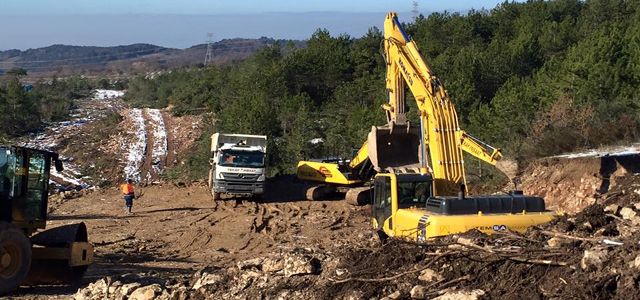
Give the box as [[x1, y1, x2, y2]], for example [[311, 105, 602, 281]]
[[10, 94, 640, 299], [10, 170, 640, 300]]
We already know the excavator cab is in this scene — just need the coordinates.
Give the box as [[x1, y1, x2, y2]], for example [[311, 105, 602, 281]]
[[0, 146, 93, 295]]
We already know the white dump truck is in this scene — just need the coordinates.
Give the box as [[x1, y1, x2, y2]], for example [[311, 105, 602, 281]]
[[208, 133, 267, 200]]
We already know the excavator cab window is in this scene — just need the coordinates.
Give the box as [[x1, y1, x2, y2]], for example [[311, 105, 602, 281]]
[[397, 181, 431, 208], [373, 176, 392, 230]]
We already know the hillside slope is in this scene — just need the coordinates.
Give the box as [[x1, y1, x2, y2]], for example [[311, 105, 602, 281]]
[[0, 38, 302, 77]]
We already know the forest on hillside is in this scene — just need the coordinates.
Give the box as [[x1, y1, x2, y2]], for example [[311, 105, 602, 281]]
[[2, 0, 639, 177]]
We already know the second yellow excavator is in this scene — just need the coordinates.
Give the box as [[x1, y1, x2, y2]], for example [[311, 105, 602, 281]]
[[297, 12, 554, 240]]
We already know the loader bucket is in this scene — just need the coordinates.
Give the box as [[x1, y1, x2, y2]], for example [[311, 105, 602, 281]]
[[367, 125, 422, 170], [25, 223, 93, 285]]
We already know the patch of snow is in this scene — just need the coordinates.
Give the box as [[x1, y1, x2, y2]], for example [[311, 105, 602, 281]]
[[309, 138, 324, 145], [146, 109, 168, 174], [552, 145, 640, 159], [93, 89, 125, 100], [123, 109, 147, 182]]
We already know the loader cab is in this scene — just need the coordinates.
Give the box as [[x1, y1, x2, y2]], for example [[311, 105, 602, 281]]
[[372, 173, 432, 233], [0, 146, 62, 231]]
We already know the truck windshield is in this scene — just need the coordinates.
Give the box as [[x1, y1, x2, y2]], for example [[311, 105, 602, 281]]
[[397, 181, 431, 208], [219, 150, 265, 168]]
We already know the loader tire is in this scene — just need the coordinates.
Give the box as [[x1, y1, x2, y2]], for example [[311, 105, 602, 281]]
[[0, 222, 32, 295]]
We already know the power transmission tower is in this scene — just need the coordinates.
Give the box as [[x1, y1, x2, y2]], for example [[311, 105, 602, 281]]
[[412, 1, 420, 19], [204, 33, 214, 66]]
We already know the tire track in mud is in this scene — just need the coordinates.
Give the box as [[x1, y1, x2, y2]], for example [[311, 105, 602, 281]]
[[122, 108, 146, 182], [122, 108, 168, 183]]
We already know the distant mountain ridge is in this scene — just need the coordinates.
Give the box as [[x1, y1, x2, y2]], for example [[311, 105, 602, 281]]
[[0, 37, 302, 77]]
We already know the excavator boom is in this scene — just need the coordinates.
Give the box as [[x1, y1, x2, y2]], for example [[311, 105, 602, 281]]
[[369, 12, 507, 195]]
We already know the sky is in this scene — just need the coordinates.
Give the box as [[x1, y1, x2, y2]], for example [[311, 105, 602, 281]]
[[0, 0, 510, 50]]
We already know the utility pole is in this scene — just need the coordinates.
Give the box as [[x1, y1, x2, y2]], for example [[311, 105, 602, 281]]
[[204, 33, 214, 66], [412, 1, 420, 19]]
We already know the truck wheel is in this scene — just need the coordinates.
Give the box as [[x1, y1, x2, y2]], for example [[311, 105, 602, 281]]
[[0, 222, 32, 295], [212, 192, 221, 201]]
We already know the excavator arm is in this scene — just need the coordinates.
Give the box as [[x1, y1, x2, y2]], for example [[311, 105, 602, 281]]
[[296, 13, 506, 197], [379, 12, 503, 195]]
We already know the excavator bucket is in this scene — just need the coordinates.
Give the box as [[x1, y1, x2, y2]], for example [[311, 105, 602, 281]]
[[367, 124, 422, 171]]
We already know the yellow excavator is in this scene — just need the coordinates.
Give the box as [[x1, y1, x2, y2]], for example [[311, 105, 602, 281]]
[[1, 146, 93, 294], [298, 12, 554, 240]]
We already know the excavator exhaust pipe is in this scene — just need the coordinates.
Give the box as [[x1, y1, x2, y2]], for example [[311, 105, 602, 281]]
[[367, 124, 422, 171]]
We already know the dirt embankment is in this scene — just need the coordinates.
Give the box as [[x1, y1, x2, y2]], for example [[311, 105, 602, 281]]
[[15, 166, 638, 300], [40, 97, 203, 187], [520, 152, 640, 213]]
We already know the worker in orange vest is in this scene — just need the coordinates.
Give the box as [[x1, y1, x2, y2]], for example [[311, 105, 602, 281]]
[[120, 179, 135, 214]]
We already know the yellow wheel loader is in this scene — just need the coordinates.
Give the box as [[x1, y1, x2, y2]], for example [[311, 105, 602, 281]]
[[0, 146, 93, 294], [297, 12, 554, 240]]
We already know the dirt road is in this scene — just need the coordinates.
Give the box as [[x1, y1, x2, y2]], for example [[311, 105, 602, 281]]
[[14, 178, 370, 298]]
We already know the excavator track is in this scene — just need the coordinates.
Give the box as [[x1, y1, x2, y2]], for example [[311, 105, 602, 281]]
[[305, 185, 337, 201], [345, 187, 372, 206]]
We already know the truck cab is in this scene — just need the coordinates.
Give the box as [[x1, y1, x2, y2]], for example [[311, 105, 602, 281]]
[[209, 133, 267, 200]]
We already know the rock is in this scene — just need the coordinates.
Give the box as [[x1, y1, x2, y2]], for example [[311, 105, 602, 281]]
[[169, 286, 189, 300], [155, 289, 171, 300], [547, 237, 568, 248], [237, 257, 264, 270], [630, 255, 640, 269], [343, 290, 365, 300], [237, 270, 262, 291], [634, 202, 640, 211], [262, 257, 285, 273], [283, 254, 320, 277], [129, 284, 162, 300], [604, 204, 620, 213], [432, 289, 486, 300], [74, 278, 110, 300], [108, 280, 123, 294], [456, 237, 474, 246], [192, 272, 223, 290], [417, 268, 443, 282], [410, 285, 428, 299], [117, 282, 142, 298], [620, 207, 637, 220], [381, 291, 402, 300], [335, 268, 348, 276], [581, 248, 608, 270]]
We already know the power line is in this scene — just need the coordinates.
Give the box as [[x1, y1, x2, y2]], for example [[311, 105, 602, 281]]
[[412, 1, 420, 19]]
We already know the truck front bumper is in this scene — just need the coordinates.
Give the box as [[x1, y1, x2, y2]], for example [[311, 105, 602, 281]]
[[214, 180, 265, 195]]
